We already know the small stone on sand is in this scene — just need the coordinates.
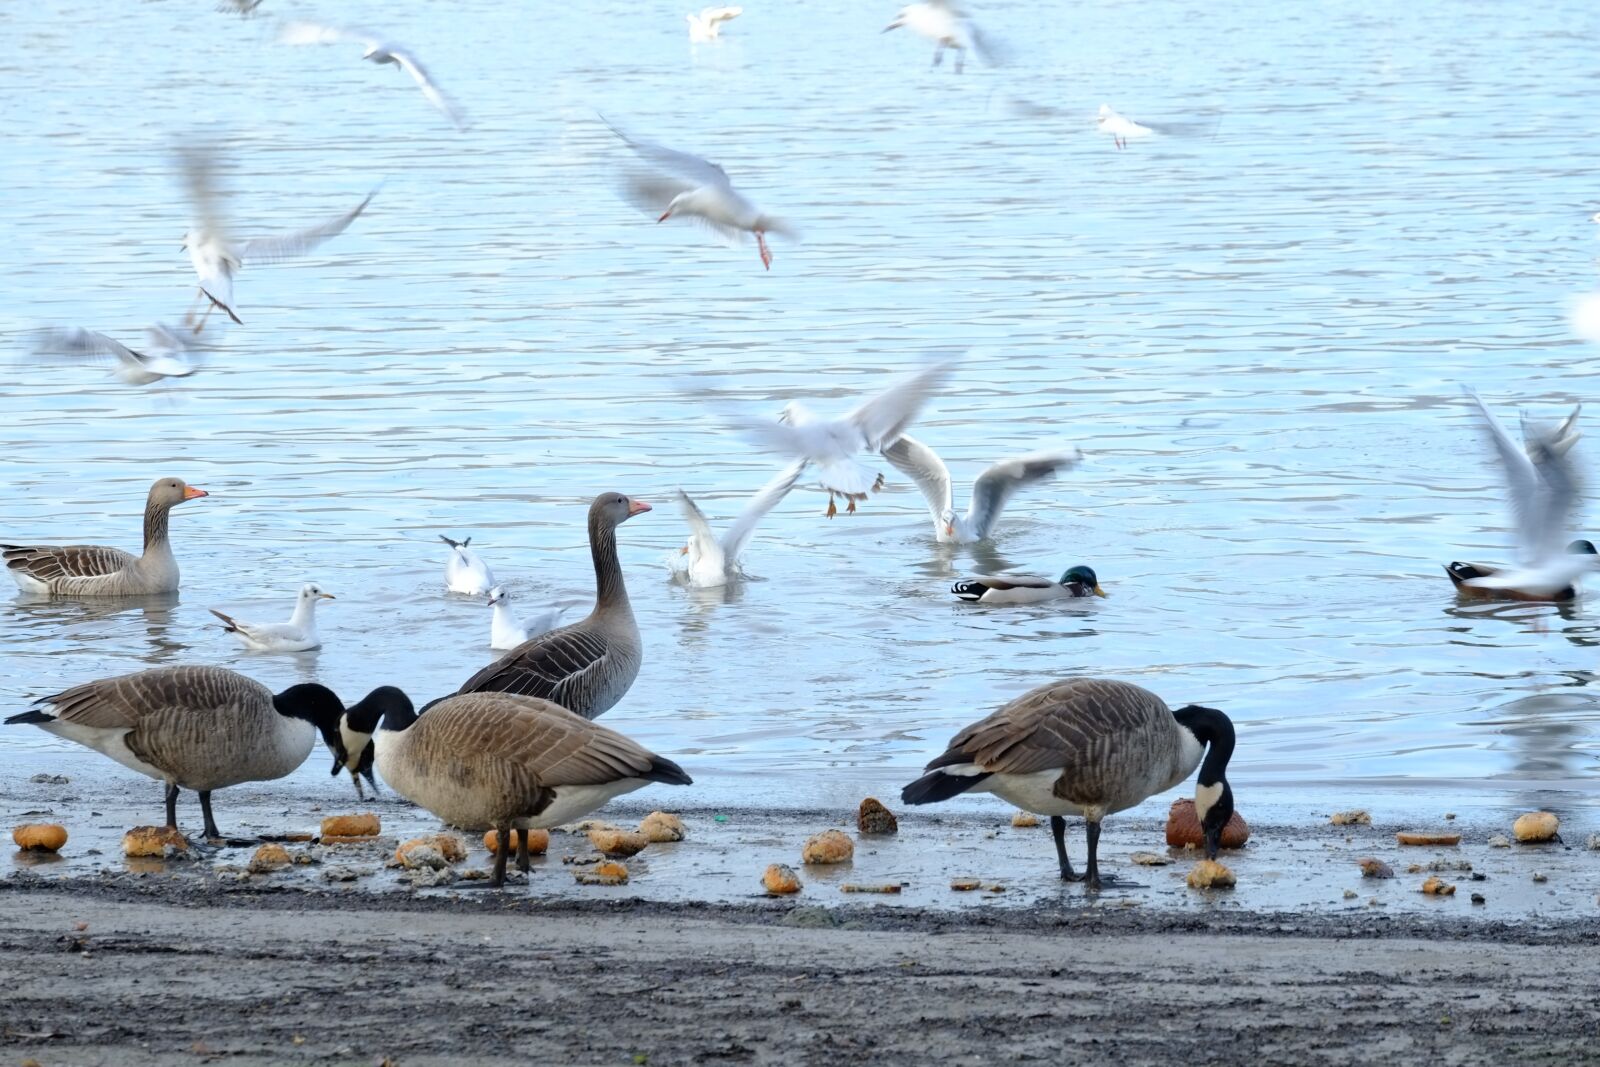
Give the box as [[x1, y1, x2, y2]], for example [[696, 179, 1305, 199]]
[[1471, 893, 1485, 905], [801, 829, 853, 865], [1343, 889, 1357, 899], [840, 883, 901, 894], [1488, 834, 1511, 848], [857, 798, 898, 835], [1532, 871, 1548, 883]]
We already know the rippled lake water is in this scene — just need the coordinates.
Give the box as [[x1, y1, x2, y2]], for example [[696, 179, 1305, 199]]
[[3, 0, 1600, 811]]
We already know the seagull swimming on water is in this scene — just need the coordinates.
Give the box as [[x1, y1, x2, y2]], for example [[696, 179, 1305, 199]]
[[730, 362, 952, 517], [279, 21, 468, 129], [605, 118, 796, 271], [687, 6, 743, 40], [32, 325, 202, 387], [178, 144, 374, 332]]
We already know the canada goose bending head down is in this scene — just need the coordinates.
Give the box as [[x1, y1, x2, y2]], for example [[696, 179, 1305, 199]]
[[2, 477, 209, 597], [4, 666, 345, 840], [364, 690, 692, 887], [900, 678, 1235, 891], [323, 685, 411, 800]]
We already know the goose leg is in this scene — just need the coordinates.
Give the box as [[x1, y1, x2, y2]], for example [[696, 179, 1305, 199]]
[[198, 791, 222, 840], [490, 822, 511, 888], [516, 828, 532, 873], [1081, 821, 1142, 891], [361, 765, 381, 798], [1051, 815, 1083, 882], [350, 767, 367, 801], [165, 782, 180, 830]]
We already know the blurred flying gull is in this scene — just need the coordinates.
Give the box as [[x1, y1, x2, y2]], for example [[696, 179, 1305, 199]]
[[279, 21, 468, 130], [687, 6, 743, 41], [674, 461, 808, 587], [179, 143, 375, 332], [882, 1, 1002, 74], [1096, 104, 1220, 150], [31, 324, 202, 386], [880, 435, 1082, 544]]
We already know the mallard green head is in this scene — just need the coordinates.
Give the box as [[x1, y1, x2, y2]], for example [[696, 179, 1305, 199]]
[[1567, 539, 1597, 555], [1060, 565, 1108, 598]]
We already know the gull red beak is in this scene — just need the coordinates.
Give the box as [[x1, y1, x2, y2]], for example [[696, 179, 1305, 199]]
[[657, 210, 671, 223], [628, 499, 652, 516], [183, 486, 209, 500]]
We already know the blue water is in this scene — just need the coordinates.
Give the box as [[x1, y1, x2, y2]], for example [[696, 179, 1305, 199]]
[[2, 0, 1600, 809]]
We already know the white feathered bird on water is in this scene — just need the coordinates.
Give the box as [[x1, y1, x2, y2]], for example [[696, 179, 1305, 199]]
[[486, 586, 566, 650], [687, 6, 742, 40], [441, 535, 495, 595], [674, 461, 808, 587], [881, 434, 1082, 543], [31, 325, 202, 387], [729, 362, 952, 517], [209, 583, 335, 653]]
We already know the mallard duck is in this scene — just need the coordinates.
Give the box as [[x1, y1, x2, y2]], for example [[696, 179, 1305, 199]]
[[952, 565, 1106, 604], [1446, 540, 1596, 602]]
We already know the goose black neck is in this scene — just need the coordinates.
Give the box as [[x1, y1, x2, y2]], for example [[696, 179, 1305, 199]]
[[273, 683, 344, 732], [1174, 704, 1235, 786], [350, 685, 416, 734], [589, 509, 628, 608]]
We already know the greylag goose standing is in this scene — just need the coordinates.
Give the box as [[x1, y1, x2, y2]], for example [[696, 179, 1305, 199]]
[[4, 665, 346, 839], [445, 493, 650, 717], [901, 678, 1235, 891], [2, 477, 208, 596], [364, 690, 691, 886]]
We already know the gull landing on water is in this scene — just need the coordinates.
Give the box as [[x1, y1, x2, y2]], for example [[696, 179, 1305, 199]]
[[881, 434, 1083, 544], [279, 21, 467, 129], [31, 325, 201, 387], [605, 118, 795, 271], [1096, 104, 1220, 150], [730, 362, 952, 517], [687, 6, 742, 41], [674, 461, 807, 587], [178, 144, 374, 333]]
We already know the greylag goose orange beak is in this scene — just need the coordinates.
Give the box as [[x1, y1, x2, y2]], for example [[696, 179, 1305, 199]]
[[628, 499, 653, 516], [183, 486, 209, 500]]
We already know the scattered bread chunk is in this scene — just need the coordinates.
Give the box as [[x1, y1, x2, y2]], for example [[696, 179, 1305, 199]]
[[248, 843, 291, 873], [320, 814, 380, 838], [1343, 889, 1358, 899], [1330, 810, 1371, 826], [1512, 811, 1560, 843], [321, 834, 386, 845], [639, 812, 685, 843], [1395, 831, 1460, 846], [575, 860, 629, 886], [12, 823, 67, 852], [589, 828, 649, 857], [762, 864, 803, 894], [1532, 871, 1548, 883], [801, 829, 854, 865], [123, 826, 190, 858], [949, 878, 981, 891], [1166, 799, 1250, 849], [1186, 860, 1236, 889], [1128, 851, 1171, 866], [1420, 876, 1456, 896], [394, 835, 466, 870], [1010, 811, 1040, 828], [483, 829, 549, 856], [1488, 834, 1511, 848], [857, 798, 898, 835], [1357, 857, 1394, 879], [841, 883, 901, 894]]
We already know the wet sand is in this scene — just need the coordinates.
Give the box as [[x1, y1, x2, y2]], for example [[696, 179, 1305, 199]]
[[4, 756, 1600, 1064]]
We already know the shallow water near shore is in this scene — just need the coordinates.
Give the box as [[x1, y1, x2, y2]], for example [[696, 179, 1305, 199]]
[[3, 0, 1600, 810]]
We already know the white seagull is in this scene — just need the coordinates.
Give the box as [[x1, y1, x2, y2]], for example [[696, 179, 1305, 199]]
[[606, 119, 796, 271], [179, 144, 374, 332], [279, 21, 468, 129], [440, 535, 495, 595], [209, 583, 335, 653], [731, 362, 952, 517], [882, 1, 999, 73], [674, 461, 807, 587], [688, 6, 743, 40], [1096, 104, 1220, 150], [1461, 388, 1600, 598], [32, 325, 202, 387], [486, 586, 564, 650], [881, 435, 1083, 544]]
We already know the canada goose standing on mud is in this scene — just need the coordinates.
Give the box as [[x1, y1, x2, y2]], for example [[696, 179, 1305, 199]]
[[901, 678, 1235, 890]]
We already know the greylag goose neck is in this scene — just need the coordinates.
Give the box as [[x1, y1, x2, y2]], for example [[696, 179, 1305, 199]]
[[368, 690, 691, 887], [324, 685, 410, 800], [4, 665, 343, 839], [900, 678, 1236, 891], [447, 493, 651, 719], [2, 478, 208, 597]]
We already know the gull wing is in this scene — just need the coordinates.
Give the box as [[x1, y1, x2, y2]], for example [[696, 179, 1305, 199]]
[[846, 361, 953, 448], [241, 190, 375, 264], [387, 48, 467, 129], [675, 489, 721, 562], [965, 447, 1082, 540], [1468, 388, 1575, 565], [880, 435, 954, 524], [721, 460, 807, 560], [603, 117, 733, 190]]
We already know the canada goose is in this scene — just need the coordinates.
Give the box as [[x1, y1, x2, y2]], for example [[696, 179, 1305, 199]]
[[2, 477, 209, 597], [441, 535, 495, 595], [880, 434, 1081, 544], [901, 678, 1235, 891], [1449, 390, 1600, 599], [210, 583, 335, 652], [324, 685, 409, 800], [674, 461, 807, 588], [952, 565, 1107, 604], [3, 665, 345, 839], [445, 493, 650, 718], [362, 690, 692, 886]]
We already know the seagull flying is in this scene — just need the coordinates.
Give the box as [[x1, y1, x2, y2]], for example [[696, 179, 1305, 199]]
[[730, 362, 952, 517], [688, 6, 743, 40], [881, 435, 1083, 543], [882, 1, 1000, 73], [178, 144, 374, 332], [280, 21, 468, 129], [32, 325, 202, 386], [674, 461, 807, 587], [605, 118, 795, 271]]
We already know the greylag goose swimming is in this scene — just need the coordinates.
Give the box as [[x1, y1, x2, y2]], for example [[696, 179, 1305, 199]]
[[210, 583, 335, 652], [674, 460, 806, 588], [445, 493, 650, 717], [2, 477, 208, 597], [901, 678, 1235, 891], [880, 434, 1082, 544], [951, 565, 1107, 604], [363, 689, 691, 887], [4, 665, 346, 839]]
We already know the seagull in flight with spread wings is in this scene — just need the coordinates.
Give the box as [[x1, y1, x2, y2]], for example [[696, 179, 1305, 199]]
[[280, 21, 468, 129], [881, 435, 1082, 543]]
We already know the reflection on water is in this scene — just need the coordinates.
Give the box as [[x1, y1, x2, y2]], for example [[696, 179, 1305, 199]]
[[0, 0, 1598, 803]]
